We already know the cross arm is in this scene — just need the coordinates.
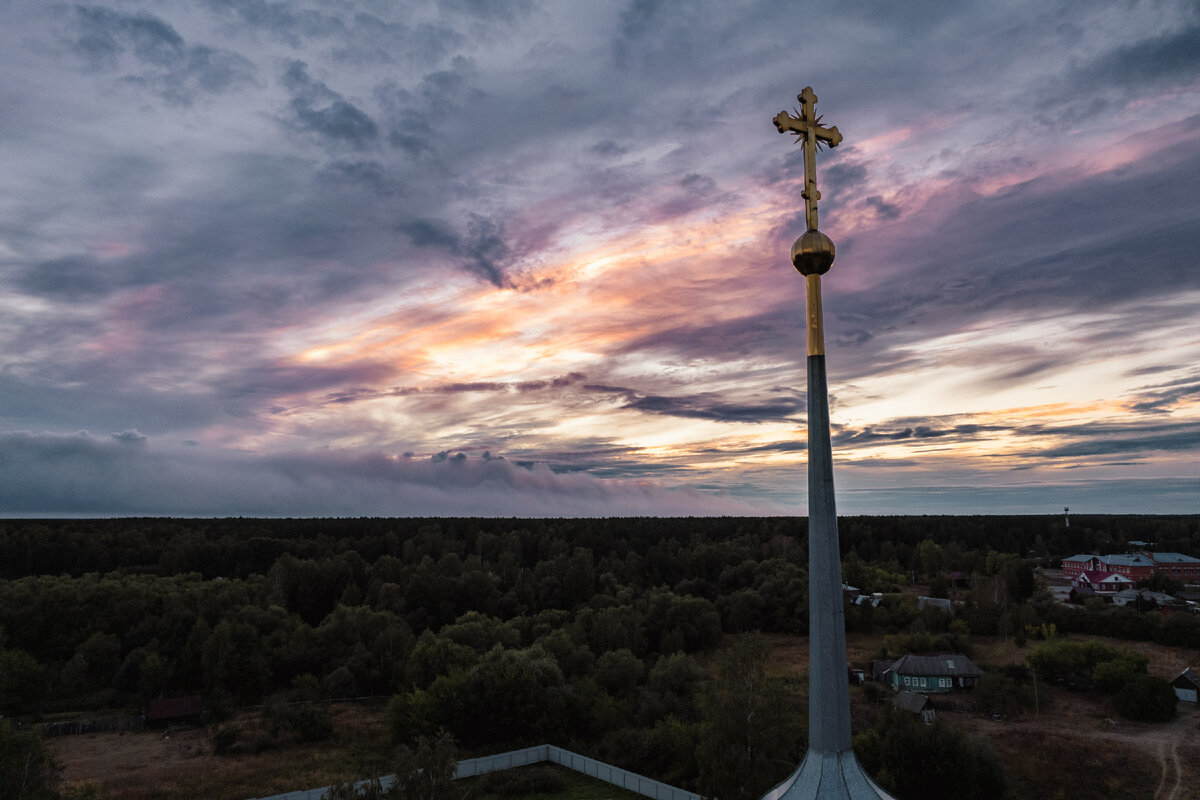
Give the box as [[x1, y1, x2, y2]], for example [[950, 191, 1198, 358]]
[[773, 110, 843, 147]]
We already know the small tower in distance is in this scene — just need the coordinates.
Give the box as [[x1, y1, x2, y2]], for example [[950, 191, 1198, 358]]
[[1064, 507, 1070, 528]]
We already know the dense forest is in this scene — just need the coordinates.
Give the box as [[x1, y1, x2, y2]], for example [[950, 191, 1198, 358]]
[[1, 515, 1198, 800]]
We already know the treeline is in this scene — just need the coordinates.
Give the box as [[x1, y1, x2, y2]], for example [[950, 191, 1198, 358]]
[[3, 514, 1198, 583]]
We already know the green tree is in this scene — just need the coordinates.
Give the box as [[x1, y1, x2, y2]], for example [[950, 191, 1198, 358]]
[[383, 732, 462, 800], [593, 648, 644, 696], [696, 634, 803, 800], [918, 540, 945, 579], [0, 649, 47, 715], [201, 619, 269, 704], [0, 718, 60, 800]]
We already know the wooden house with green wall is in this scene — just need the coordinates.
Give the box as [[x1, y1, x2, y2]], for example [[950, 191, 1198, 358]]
[[883, 653, 983, 692]]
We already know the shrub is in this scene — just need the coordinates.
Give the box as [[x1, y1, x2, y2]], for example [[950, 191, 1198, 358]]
[[289, 703, 334, 742], [853, 708, 1005, 800], [1115, 675, 1177, 722], [212, 726, 238, 755]]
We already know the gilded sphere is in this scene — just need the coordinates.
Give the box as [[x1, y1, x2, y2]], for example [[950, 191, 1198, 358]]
[[791, 229, 836, 275]]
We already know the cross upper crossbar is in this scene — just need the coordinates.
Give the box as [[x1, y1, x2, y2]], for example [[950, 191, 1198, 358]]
[[773, 86, 842, 231]]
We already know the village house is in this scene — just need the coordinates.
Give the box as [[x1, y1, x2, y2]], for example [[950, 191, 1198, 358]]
[[881, 653, 983, 693], [1172, 668, 1199, 704], [1111, 588, 1180, 610], [1071, 569, 1134, 596]]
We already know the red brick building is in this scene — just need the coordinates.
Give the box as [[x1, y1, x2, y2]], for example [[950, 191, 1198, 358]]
[[1061, 552, 1200, 583]]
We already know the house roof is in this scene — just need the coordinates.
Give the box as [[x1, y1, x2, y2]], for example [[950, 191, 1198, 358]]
[[918, 596, 952, 612], [1114, 588, 1176, 603], [1104, 554, 1156, 567], [1173, 668, 1200, 690], [1063, 555, 1094, 563], [1152, 553, 1200, 564], [1079, 570, 1132, 584], [889, 653, 983, 678], [893, 691, 932, 713]]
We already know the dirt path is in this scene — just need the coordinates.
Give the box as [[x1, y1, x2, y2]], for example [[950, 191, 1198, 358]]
[[1089, 710, 1199, 800]]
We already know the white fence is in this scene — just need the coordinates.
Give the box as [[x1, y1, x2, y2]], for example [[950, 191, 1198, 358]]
[[249, 743, 701, 800]]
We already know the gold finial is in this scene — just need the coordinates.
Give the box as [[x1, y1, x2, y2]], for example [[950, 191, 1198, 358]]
[[774, 86, 844, 356]]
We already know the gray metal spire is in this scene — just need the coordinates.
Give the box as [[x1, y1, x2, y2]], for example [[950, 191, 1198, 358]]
[[765, 88, 895, 800]]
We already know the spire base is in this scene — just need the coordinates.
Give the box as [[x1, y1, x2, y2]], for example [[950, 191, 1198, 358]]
[[761, 749, 895, 800]]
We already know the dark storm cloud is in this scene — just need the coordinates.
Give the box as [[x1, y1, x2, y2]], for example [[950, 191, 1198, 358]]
[[398, 214, 515, 287], [863, 195, 900, 220], [592, 139, 629, 157], [281, 61, 379, 150], [829, 422, 1010, 449], [612, 0, 718, 73], [18, 150, 410, 315], [1071, 20, 1200, 91], [0, 431, 761, 516], [823, 161, 869, 192], [318, 160, 399, 197], [1018, 422, 1200, 459], [215, 362, 395, 409], [617, 305, 803, 361], [69, 5, 256, 103], [585, 384, 803, 423], [829, 413, 1200, 461], [439, 0, 536, 22], [329, 14, 462, 68], [701, 440, 807, 455], [197, 0, 346, 47], [17, 256, 113, 300], [1128, 376, 1200, 414]]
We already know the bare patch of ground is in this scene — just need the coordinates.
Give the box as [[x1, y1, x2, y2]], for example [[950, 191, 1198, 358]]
[[51, 704, 394, 800]]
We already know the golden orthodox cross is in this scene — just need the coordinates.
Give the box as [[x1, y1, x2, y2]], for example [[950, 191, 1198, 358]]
[[773, 86, 843, 231]]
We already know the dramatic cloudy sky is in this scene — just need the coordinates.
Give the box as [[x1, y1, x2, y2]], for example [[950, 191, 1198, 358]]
[[1, 0, 1198, 517]]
